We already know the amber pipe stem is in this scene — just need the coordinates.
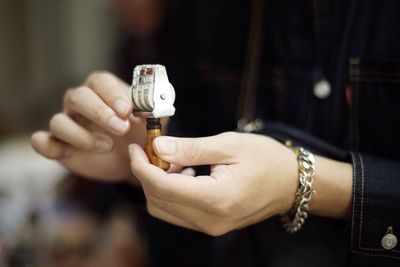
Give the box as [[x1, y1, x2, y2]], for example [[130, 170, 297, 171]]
[[145, 118, 170, 171]]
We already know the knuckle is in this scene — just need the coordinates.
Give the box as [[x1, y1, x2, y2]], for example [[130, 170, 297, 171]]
[[31, 132, 70, 160], [46, 147, 63, 159], [30, 133, 40, 148], [93, 106, 114, 125], [65, 86, 88, 108], [146, 203, 158, 218], [74, 135, 92, 150], [218, 132, 244, 160], [75, 86, 90, 97], [63, 89, 74, 107], [220, 131, 239, 140], [87, 71, 114, 88], [49, 113, 64, 131], [42, 140, 65, 159], [87, 71, 105, 83], [203, 221, 229, 237], [220, 131, 242, 150], [31, 139, 48, 158]]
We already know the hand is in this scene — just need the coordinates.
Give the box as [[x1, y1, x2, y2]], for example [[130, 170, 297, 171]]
[[129, 132, 299, 236], [31, 71, 155, 181]]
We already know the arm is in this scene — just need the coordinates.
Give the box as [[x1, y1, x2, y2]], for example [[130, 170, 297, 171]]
[[131, 132, 400, 260], [310, 155, 353, 219]]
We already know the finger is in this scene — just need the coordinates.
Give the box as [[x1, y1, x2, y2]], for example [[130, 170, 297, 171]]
[[85, 71, 132, 118], [129, 144, 217, 211], [166, 165, 195, 175], [49, 113, 113, 153], [166, 163, 183, 174], [152, 132, 241, 166], [64, 86, 130, 135], [180, 167, 196, 176], [30, 131, 72, 159]]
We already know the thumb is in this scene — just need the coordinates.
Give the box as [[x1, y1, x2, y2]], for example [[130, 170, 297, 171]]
[[153, 132, 239, 166]]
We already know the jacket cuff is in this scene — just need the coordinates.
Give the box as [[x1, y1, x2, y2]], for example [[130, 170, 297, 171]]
[[350, 152, 400, 260]]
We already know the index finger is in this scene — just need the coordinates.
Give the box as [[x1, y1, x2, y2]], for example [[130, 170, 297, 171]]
[[129, 144, 219, 212], [85, 71, 132, 118]]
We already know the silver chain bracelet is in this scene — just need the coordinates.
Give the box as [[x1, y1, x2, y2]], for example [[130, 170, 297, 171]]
[[280, 141, 316, 234]]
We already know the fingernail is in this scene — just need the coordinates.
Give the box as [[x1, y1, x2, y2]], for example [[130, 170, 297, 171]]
[[94, 134, 113, 153], [108, 116, 129, 133], [114, 99, 130, 116], [154, 137, 176, 156]]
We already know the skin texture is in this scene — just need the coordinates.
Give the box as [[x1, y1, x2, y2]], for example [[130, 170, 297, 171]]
[[31, 72, 353, 236]]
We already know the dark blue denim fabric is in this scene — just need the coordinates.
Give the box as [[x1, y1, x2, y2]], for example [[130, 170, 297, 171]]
[[350, 153, 400, 262], [343, 1, 400, 263]]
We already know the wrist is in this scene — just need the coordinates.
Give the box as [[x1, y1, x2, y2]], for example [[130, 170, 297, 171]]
[[276, 144, 300, 215], [308, 156, 353, 219], [280, 144, 316, 233]]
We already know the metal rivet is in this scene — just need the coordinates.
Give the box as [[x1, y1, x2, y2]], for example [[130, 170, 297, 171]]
[[160, 93, 166, 100], [381, 227, 397, 250], [313, 79, 331, 99]]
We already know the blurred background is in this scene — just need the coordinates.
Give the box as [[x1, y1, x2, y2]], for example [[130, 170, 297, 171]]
[[0, 0, 171, 266], [0, 0, 119, 135]]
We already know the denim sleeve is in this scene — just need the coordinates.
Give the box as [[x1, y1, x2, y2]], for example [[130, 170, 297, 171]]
[[350, 152, 400, 261]]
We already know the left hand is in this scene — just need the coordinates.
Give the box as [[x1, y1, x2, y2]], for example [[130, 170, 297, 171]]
[[129, 132, 299, 236]]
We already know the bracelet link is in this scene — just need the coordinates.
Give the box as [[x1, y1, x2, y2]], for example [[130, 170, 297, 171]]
[[281, 141, 316, 234]]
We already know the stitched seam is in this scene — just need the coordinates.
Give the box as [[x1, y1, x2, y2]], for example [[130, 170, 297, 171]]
[[350, 152, 357, 249], [349, 71, 400, 77], [349, 77, 400, 83], [358, 153, 364, 247], [359, 247, 400, 253], [357, 154, 400, 253], [353, 249, 400, 260]]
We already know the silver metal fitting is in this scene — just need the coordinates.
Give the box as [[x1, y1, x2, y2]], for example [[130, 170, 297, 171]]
[[131, 64, 175, 118]]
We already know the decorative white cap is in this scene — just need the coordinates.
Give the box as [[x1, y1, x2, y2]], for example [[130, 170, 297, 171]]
[[131, 64, 175, 118]]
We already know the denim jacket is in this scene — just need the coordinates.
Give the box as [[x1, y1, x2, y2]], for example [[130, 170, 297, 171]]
[[121, 1, 400, 266]]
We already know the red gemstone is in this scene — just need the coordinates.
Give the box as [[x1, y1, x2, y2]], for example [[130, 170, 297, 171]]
[[146, 68, 154, 75]]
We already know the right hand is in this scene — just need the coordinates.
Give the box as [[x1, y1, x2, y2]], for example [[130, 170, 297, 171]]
[[30, 71, 152, 182]]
